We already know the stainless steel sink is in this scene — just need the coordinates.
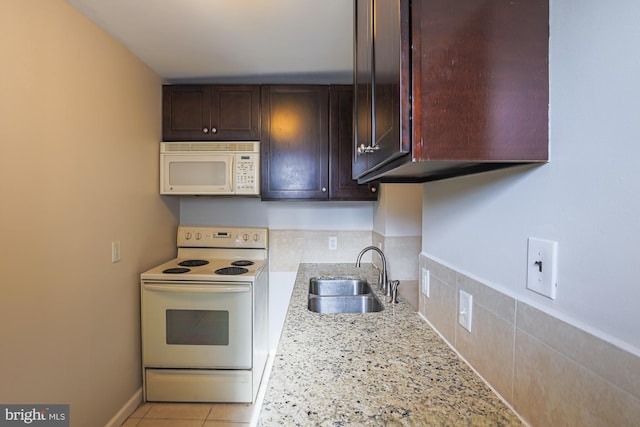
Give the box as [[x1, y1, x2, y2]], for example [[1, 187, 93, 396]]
[[307, 278, 383, 313], [307, 295, 384, 314], [309, 278, 371, 296]]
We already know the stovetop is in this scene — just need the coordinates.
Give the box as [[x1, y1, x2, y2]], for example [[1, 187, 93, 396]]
[[140, 226, 269, 283], [141, 256, 268, 282]]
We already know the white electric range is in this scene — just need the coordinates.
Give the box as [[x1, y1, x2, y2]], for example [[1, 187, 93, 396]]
[[140, 226, 269, 403]]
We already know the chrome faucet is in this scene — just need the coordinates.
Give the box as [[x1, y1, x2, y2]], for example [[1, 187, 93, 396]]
[[356, 246, 389, 295]]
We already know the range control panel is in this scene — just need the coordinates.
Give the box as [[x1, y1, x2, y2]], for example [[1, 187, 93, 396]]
[[177, 226, 268, 249]]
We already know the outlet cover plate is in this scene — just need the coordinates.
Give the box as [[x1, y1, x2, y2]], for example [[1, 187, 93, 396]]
[[459, 290, 473, 332], [328, 236, 337, 251], [527, 238, 558, 299], [421, 268, 430, 297]]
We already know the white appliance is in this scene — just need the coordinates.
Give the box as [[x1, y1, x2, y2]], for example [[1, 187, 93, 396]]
[[160, 142, 260, 195], [140, 226, 269, 403]]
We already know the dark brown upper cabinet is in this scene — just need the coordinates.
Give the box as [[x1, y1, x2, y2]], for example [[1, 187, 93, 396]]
[[162, 85, 260, 141], [261, 85, 378, 201], [261, 85, 329, 200], [354, 0, 549, 183]]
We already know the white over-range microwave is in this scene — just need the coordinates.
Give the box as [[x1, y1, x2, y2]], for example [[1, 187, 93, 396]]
[[160, 142, 260, 195]]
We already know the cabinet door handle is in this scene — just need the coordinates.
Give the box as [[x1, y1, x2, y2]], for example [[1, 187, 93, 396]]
[[202, 127, 209, 134], [211, 127, 218, 134], [322, 187, 327, 193], [358, 144, 380, 154], [143, 283, 250, 293]]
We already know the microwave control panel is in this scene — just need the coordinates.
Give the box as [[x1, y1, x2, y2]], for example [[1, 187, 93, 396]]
[[235, 153, 260, 194]]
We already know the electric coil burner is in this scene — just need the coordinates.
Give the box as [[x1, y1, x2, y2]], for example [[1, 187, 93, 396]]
[[162, 267, 191, 274], [231, 260, 255, 267], [178, 259, 209, 267], [215, 266, 249, 275], [140, 226, 269, 404]]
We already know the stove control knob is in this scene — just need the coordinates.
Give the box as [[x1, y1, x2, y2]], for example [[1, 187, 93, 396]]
[[253, 234, 260, 241], [242, 233, 250, 241], [184, 232, 192, 240], [195, 232, 202, 240]]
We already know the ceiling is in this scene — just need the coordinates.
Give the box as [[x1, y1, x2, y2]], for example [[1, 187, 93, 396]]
[[65, 0, 354, 84]]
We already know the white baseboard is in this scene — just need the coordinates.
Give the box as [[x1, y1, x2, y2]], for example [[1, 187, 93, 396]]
[[104, 388, 142, 427]]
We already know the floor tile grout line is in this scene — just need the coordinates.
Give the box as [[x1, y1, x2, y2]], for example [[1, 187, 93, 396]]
[[124, 402, 257, 425]]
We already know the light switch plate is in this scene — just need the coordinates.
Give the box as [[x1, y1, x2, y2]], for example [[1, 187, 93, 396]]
[[459, 290, 473, 332], [111, 240, 121, 263], [527, 237, 558, 299]]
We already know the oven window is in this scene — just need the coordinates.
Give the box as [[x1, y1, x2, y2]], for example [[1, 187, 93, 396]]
[[166, 309, 229, 346]]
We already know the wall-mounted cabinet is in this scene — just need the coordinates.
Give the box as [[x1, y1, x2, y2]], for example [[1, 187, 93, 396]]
[[260, 85, 378, 201], [354, 0, 549, 183], [162, 85, 260, 141], [260, 85, 329, 200]]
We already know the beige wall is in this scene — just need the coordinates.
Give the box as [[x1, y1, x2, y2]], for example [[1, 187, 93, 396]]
[[374, 184, 422, 237], [0, 1, 178, 425]]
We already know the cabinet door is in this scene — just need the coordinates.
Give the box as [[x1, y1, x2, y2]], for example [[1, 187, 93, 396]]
[[260, 85, 329, 200], [329, 86, 378, 200], [371, 0, 410, 164], [162, 85, 211, 141], [353, 0, 373, 179], [210, 85, 260, 140], [353, 0, 411, 177]]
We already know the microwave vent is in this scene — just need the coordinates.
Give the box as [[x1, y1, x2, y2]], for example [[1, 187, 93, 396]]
[[161, 142, 258, 153]]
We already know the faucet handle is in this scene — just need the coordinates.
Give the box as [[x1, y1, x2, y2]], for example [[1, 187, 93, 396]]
[[389, 280, 401, 304]]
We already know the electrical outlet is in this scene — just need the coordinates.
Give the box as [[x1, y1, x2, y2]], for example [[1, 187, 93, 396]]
[[459, 290, 473, 332], [111, 240, 121, 263], [421, 268, 430, 297], [527, 237, 558, 299], [328, 236, 337, 251]]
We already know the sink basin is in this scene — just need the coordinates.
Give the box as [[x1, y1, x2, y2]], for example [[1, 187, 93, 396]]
[[307, 295, 384, 314], [307, 277, 384, 314], [309, 278, 371, 296]]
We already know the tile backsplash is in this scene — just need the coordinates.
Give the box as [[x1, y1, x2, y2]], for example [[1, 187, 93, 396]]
[[419, 254, 640, 426], [269, 230, 373, 272], [268, 230, 421, 309], [373, 232, 420, 309]]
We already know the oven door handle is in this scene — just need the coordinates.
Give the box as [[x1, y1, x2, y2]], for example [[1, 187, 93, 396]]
[[143, 283, 251, 293]]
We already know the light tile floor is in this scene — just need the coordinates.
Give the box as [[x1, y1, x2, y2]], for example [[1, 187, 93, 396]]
[[120, 402, 257, 426]]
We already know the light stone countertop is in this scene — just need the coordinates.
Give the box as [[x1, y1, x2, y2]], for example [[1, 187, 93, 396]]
[[257, 263, 523, 426]]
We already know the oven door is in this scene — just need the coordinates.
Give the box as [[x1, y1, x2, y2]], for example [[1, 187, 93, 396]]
[[141, 281, 252, 369], [160, 153, 234, 195]]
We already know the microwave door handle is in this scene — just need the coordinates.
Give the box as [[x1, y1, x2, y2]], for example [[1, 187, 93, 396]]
[[143, 283, 250, 293]]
